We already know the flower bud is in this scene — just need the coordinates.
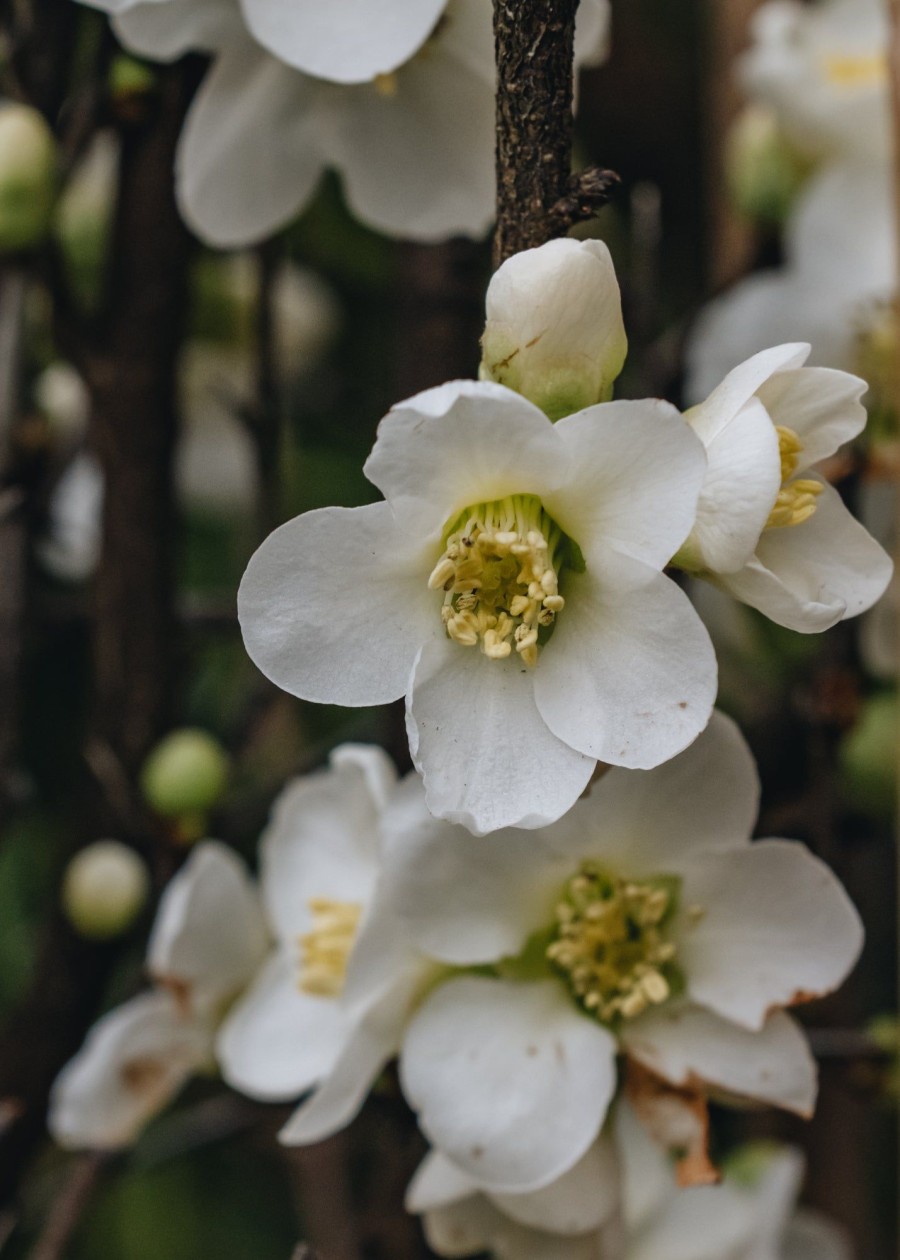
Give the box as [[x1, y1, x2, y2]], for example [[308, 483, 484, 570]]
[[479, 238, 627, 421], [0, 103, 57, 253], [62, 840, 149, 940], [140, 728, 230, 822], [839, 691, 897, 820], [725, 104, 811, 225]]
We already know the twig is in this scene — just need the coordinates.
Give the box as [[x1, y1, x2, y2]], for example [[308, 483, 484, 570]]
[[27, 1153, 107, 1260]]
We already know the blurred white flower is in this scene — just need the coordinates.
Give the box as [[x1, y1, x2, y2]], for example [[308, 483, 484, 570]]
[[218, 744, 433, 1146], [62, 840, 150, 941], [38, 452, 103, 583], [479, 238, 627, 420], [676, 343, 891, 632], [34, 362, 90, 440], [410, 1103, 852, 1260], [49, 842, 268, 1149], [81, 0, 609, 245], [238, 378, 716, 835], [382, 713, 861, 1191]]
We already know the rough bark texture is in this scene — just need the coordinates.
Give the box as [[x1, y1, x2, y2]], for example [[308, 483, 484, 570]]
[[493, 0, 580, 266]]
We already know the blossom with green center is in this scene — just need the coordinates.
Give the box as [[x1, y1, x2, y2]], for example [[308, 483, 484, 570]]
[[239, 378, 715, 835], [370, 713, 862, 1193], [673, 343, 891, 633]]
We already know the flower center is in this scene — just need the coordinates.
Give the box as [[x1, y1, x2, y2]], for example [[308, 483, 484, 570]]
[[546, 862, 680, 1024], [821, 52, 886, 89], [765, 426, 823, 530], [427, 494, 573, 666], [298, 898, 362, 997]]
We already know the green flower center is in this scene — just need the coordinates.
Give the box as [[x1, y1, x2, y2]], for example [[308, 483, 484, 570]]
[[427, 494, 579, 666], [546, 862, 682, 1024]]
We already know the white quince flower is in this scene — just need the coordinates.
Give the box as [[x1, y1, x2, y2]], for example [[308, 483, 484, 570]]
[[49, 842, 268, 1149], [218, 745, 435, 1143], [479, 238, 627, 420], [38, 452, 104, 583], [238, 379, 716, 834], [740, 0, 889, 162], [409, 1103, 852, 1260], [85, 0, 609, 246], [677, 342, 891, 632], [382, 713, 861, 1191]]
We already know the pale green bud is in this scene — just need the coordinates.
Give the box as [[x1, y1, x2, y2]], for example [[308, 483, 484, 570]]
[[62, 840, 149, 940], [0, 103, 57, 253], [839, 691, 897, 820], [140, 728, 230, 821], [725, 104, 811, 226], [479, 238, 627, 422]]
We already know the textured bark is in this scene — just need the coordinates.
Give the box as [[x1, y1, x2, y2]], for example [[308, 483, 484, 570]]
[[493, 0, 580, 266]]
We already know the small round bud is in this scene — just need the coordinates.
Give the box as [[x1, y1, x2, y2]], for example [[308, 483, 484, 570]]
[[479, 238, 627, 422], [62, 841, 149, 940], [140, 728, 230, 821], [0, 103, 57, 254], [725, 104, 810, 226], [839, 691, 897, 820]]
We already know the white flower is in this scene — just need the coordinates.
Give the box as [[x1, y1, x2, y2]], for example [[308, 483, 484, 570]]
[[238, 379, 716, 834], [740, 0, 889, 162], [409, 1103, 852, 1260], [678, 343, 891, 632], [479, 239, 628, 420], [381, 713, 861, 1191], [84, 0, 610, 246], [38, 453, 103, 583], [218, 744, 433, 1144], [48, 842, 268, 1149]]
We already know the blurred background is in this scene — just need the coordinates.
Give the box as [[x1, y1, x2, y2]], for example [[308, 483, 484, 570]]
[[0, 0, 896, 1255]]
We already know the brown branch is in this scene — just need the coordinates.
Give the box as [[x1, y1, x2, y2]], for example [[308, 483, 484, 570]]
[[493, 0, 607, 266], [28, 1153, 107, 1260]]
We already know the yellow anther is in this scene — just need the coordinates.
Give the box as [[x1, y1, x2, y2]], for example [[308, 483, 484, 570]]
[[429, 494, 573, 666], [766, 428, 824, 531], [821, 52, 886, 89], [547, 862, 679, 1025], [373, 72, 399, 97], [299, 898, 362, 997]]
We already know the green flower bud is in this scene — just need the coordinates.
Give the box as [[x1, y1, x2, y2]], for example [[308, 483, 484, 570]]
[[140, 728, 230, 821], [726, 104, 812, 226], [62, 840, 149, 940], [839, 691, 897, 820], [479, 238, 627, 422], [0, 103, 57, 253]]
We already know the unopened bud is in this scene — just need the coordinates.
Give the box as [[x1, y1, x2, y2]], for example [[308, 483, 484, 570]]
[[62, 840, 149, 940], [479, 238, 627, 422], [0, 103, 57, 253], [839, 691, 898, 821], [140, 728, 230, 822], [725, 104, 811, 225]]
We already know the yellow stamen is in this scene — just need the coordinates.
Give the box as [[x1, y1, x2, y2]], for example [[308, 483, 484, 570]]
[[546, 862, 679, 1025], [821, 52, 886, 89], [298, 898, 361, 997], [766, 426, 824, 530], [428, 494, 573, 666], [373, 72, 399, 97]]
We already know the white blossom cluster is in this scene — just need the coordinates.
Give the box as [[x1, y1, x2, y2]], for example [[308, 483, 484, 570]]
[[50, 227, 888, 1256]]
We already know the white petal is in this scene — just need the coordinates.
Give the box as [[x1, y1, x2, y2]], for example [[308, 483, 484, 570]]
[[631, 1183, 757, 1260], [719, 481, 893, 632], [113, 0, 241, 59], [175, 43, 325, 248], [677, 840, 863, 1030], [407, 1149, 480, 1212], [687, 397, 781, 574], [689, 344, 810, 447], [239, 0, 445, 82], [382, 810, 566, 965], [407, 636, 595, 834], [756, 366, 867, 467], [260, 753, 386, 942], [782, 1211, 853, 1260], [614, 1100, 677, 1233], [364, 381, 566, 535], [542, 710, 758, 874], [216, 951, 347, 1101], [331, 26, 496, 241], [787, 160, 895, 285], [400, 977, 617, 1193], [238, 502, 434, 706], [533, 560, 717, 769], [48, 992, 211, 1150], [548, 400, 707, 570], [490, 1138, 620, 1234], [622, 1004, 817, 1116], [147, 842, 268, 1014], [574, 0, 611, 67], [420, 1196, 504, 1257]]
